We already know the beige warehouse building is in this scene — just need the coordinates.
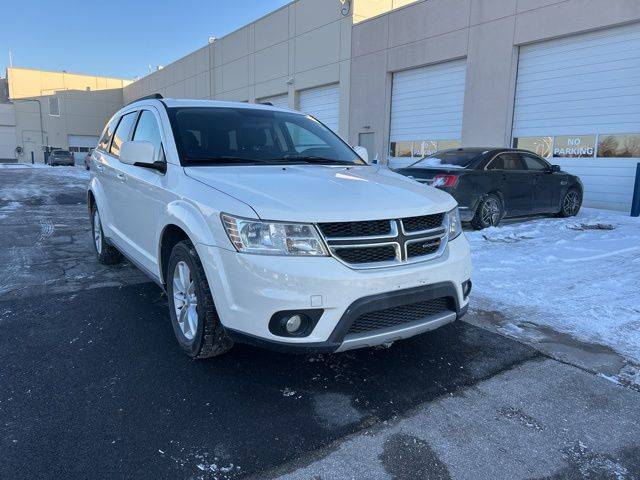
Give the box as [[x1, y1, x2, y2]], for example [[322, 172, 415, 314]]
[[2, 0, 639, 212], [1, 67, 131, 164]]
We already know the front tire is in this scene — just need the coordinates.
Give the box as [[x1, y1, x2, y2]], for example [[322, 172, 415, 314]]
[[557, 188, 582, 217], [167, 240, 232, 359], [471, 194, 504, 230], [91, 205, 122, 265]]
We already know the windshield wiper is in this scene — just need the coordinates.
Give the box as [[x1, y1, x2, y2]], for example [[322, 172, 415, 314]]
[[185, 156, 276, 165], [282, 155, 356, 165]]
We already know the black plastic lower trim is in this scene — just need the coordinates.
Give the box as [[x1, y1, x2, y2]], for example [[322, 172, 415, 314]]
[[226, 282, 466, 353], [226, 328, 340, 354]]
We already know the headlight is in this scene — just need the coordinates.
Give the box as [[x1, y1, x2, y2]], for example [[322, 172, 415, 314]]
[[447, 207, 463, 241], [221, 213, 328, 256]]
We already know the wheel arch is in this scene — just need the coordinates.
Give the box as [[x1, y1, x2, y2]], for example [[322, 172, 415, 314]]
[[158, 224, 191, 286], [157, 200, 221, 285]]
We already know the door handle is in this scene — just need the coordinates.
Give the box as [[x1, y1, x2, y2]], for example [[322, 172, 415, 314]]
[[116, 173, 127, 183], [96, 164, 105, 173]]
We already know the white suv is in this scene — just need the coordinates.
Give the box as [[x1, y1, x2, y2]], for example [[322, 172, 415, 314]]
[[88, 96, 472, 358]]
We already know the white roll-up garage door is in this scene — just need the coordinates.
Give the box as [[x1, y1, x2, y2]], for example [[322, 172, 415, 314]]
[[0, 127, 17, 161], [0, 104, 17, 162], [298, 84, 340, 134], [259, 94, 289, 110], [389, 59, 466, 168], [68, 135, 99, 165], [513, 23, 640, 212]]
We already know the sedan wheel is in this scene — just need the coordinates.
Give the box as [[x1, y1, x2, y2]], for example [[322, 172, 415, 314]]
[[471, 194, 504, 230], [561, 189, 581, 217], [172, 261, 199, 341], [481, 198, 501, 226]]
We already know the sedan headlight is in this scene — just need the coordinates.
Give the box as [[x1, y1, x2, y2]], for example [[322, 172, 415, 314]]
[[221, 213, 328, 256], [447, 207, 463, 241]]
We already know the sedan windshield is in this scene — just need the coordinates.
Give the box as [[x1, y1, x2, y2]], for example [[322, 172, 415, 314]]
[[167, 107, 364, 166], [409, 150, 480, 169]]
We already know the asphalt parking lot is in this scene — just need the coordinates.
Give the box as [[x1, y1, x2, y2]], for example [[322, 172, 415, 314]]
[[1, 166, 639, 480]]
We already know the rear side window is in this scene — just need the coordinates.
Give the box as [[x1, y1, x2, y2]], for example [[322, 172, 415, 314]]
[[109, 112, 138, 158], [97, 117, 118, 152], [488, 153, 524, 171], [521, 153, 548, 171], [132, 110, 164, 162]]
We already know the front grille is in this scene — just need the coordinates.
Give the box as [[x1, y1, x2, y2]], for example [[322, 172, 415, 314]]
[[347, 297, 450, 335], [402, 213, 445, 233], [407, 238, 441, 258], [319, 220, 391, 238], [333, 245, 397, 264], [319, 213, 447, 269]]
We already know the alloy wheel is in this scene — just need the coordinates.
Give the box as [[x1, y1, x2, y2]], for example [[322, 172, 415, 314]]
[[93, 210, 103, 254], [172, 261, 199, 341], [563, 191, 580, 216], [481, 198, 501, 226]]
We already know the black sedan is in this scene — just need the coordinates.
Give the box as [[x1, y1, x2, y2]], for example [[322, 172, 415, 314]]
[[394, 148, 583, 229]]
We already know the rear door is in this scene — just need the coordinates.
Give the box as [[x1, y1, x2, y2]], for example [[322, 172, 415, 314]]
[[520, 153, 558, 213], [101, 111, 139, 245], [486, 153, 533, 216]]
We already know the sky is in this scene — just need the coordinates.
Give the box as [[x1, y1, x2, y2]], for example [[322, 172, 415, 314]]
[[1, 0, 292, 80]]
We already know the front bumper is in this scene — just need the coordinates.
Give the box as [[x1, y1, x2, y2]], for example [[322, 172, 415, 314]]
[[196, 234, 471, 352]]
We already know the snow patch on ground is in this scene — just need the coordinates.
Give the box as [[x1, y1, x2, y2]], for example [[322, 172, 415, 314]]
[[467, 208, 640, 363]]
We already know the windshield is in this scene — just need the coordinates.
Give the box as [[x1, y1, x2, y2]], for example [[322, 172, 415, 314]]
[[167, 107, 364, 166], [53, 150, 72, 156], [409, 150, 480, 169]]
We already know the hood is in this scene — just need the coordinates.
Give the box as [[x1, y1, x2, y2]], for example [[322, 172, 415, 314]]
[[184, 165, 456, 222]]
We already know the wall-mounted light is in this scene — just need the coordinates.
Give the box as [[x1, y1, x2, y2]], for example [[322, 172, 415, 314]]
[[340, 0, 351, 16]]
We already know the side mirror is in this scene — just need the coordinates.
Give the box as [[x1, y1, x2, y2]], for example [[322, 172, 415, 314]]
[[120, 141, 164, 172], [353, 145, 369, 164], [549, 164, 561, 173]]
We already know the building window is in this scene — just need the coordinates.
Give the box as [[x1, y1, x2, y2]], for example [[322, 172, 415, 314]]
[[597, 134, 640, 158], [390, 139, 461, 158], [512, 137, 552, 158], [553, 135, 596, 158], [49, 97, 60, 116]]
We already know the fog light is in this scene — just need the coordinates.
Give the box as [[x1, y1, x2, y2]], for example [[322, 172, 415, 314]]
[[285, 314, 303, 333], [462, 280, 472, 299]]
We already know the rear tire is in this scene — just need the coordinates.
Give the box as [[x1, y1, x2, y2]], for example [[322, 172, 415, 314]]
[[167, 240, 233, 359], [471, 194, 504, 230], [557, 188, 582, 218], [90, 205, 123, 265]]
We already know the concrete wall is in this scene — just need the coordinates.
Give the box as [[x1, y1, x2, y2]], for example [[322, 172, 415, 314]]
[[123, 0, 354, 137], [7, 67, 130, 163], [349, 0, 640, 163], [353, 0, 419, 23]]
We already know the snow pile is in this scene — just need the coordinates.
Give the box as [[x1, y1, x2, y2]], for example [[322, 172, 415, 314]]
[[467, 208, 640, 363]]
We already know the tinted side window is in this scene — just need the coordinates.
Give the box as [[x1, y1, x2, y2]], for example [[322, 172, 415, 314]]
[[487, 156, 504, 170], [133, 110, 164, 162], [110, 112, 138, 158], [521, 153, 548, 171], [98, 117, 118, 152], [500, 153, 525, 171]]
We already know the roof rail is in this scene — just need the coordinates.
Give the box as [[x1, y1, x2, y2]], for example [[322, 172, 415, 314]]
[[125, 93, 163, 107]]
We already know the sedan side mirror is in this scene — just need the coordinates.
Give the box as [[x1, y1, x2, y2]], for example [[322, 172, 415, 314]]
[[120, 141, 165, 172], [353, 145, 369, 164], [549, 164, 561, 173]]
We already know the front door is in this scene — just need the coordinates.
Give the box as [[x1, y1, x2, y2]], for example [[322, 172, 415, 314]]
[[520, 153, 558, 213], [112, 108, 166, 274]]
